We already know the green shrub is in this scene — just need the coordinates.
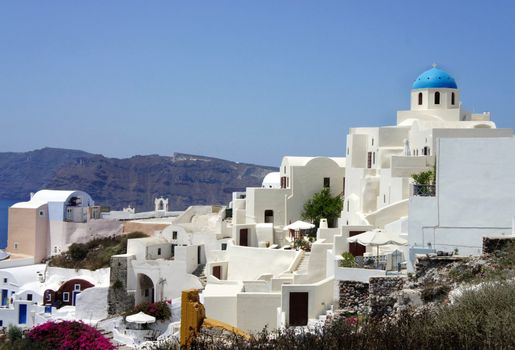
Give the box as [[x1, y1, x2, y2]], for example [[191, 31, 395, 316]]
[[340, 252, 356, 267], [68, 243, 88, 260], [412, 169, 434, 185], [6, 325, 23, 343]]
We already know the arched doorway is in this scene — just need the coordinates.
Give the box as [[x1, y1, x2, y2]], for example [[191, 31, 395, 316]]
[[137, 273, 154, 304]]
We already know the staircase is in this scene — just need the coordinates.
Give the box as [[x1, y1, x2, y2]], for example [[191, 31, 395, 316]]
[[295, 252, 311, 274], [192, 264, 207, 288]]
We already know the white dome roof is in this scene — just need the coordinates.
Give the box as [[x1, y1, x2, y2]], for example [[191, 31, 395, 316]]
[[262, 172, 281, 188]]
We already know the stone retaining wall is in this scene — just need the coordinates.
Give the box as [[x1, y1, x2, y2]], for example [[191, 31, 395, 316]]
[[368, 277, 405, 318], [338, 281, 369, 314], [483, 236, 514, 255], [108, 255, 135, 315]]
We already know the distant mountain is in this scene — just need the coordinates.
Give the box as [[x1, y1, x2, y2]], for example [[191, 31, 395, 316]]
[[0, 148, 277, 211]]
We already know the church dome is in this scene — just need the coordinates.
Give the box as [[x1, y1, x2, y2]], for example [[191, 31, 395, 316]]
[[412, 67, 457, 89]]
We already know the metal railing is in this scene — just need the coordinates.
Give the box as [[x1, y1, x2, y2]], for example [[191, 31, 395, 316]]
[[412, 184, 436, 197]]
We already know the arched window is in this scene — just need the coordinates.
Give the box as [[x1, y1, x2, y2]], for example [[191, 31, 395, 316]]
[[451, 92, 455, 105], [418, 92, 423, 105], [434, 91, 440, 105]]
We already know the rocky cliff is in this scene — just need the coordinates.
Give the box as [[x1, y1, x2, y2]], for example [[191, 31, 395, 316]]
[[0, 148, 277, 211]]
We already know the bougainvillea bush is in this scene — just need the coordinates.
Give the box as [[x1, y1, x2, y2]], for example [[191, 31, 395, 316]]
[[26, 320, 115, 350], [126, 300, 172, 321]]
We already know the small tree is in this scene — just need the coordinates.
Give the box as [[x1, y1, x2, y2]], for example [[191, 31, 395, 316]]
[[301, 188, 343, 227], [411, 170, 434, 185]]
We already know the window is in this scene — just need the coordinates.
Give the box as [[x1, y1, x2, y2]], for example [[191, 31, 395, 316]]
[[172, 231, 178, 240], [39, 210, 44, 216], [171, 244, 176, 256], [74, 284, 81, 291], [342, 177, 346, 196], [3, 278, 7, 284], [144, 289, 149, 297], [418, 92, 423, 105], [264, 210, 274, 223], [46, 293, 51, 301], [27, 294, 33, 301], [54, 246, 58, 254], [371, 138, 374, 146], [434, 91, 440, 105], [62, 292, 69, 302], [384, 194, 386, 203], [367, 152, 372, 168], [323, 177, 330, 188], [157, 248, 161, 256], [372, 152, 376, 165], [14, 243, 18, 250], [451, 92, 455, 105], [221, 243, 227, 251]]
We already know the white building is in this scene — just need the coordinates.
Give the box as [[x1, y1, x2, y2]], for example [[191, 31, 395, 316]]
[[407, 137, 515, 269], [230, 156, 345, 249], [335, 66, 511, 260], [6, 190, 122, 263], [0, 265, 109, 329]]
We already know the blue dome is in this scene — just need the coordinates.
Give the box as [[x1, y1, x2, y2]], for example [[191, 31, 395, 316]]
[[412, 67, 457, 89]]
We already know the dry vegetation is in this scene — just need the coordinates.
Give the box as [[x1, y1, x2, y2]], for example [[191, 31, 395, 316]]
[[47, 231, 148, 270]]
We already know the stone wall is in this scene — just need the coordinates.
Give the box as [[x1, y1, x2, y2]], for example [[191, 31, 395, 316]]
[[415, 256, 464, 279], [108, 255, 136, 315], [338, 281, 369, 314], [483, 236, 514, 255], [368, 277, 405, 318]]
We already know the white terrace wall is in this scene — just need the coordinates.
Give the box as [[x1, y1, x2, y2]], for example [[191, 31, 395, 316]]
[[236, 292, 281, 333], [226, 245, 299, 281], [75, 287, 108, 322]]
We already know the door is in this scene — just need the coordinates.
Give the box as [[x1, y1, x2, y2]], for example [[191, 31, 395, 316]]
[[19, 304, 27, 324], [1, 289, 7, 306], [239, 229, 249, 246], [197, 246, 202, 264], [212, 266, 221, 280], [289, 292, 308, 326], [349, 231, 366, 257], [72, 291, 80, 306]]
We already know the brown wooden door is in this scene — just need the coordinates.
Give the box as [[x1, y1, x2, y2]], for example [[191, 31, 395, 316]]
[[212, 266, 221, 280], [239, 229, 249, 246], [349, 231, 366, 257], [289, 292, 308, 326]]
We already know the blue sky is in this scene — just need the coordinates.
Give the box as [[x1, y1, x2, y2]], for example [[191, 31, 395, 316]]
[[1, 1, 514, 166]]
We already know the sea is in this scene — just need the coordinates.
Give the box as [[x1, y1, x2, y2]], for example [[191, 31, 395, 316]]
[[0, 199, 17, 249]]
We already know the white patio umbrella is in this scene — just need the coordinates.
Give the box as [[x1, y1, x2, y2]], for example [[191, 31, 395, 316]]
[[347, 229, 407, 267], [285, 220, 315, 231], [347, 229, 407, 246], [126, 311, 156, 324]]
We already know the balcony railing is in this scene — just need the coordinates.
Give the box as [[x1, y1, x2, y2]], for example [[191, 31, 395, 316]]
[[412, 184, 436, 197]]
